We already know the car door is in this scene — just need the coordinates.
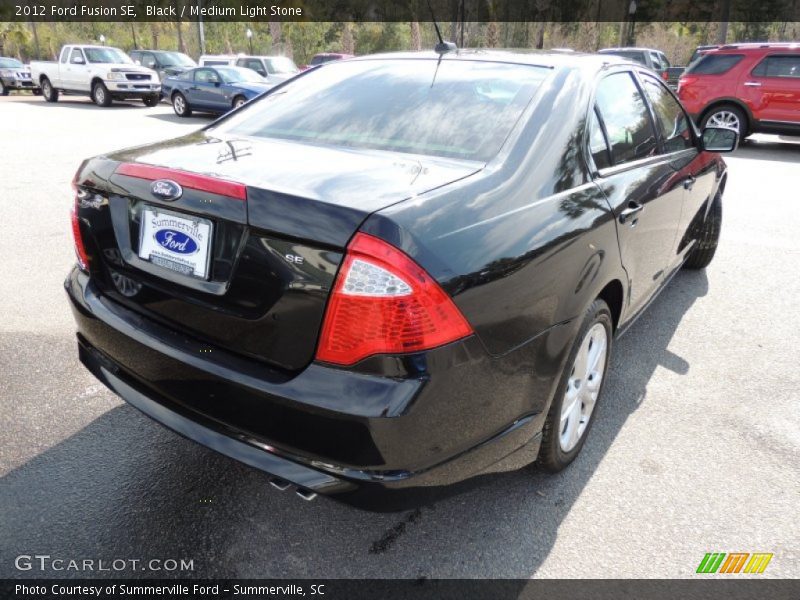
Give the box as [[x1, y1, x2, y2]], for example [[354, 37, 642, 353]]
[[588, 70, 686, 317], [741, 53, 800, 125], [638, 71, 718, 263], [190, 68, 222, 108], [65, 47, 88, 90]]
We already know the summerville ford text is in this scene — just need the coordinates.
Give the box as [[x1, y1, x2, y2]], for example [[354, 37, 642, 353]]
[[15, 584, 321, 597]]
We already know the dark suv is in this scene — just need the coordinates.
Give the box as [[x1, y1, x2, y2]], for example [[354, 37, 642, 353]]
[[678, 43, 800, 137]]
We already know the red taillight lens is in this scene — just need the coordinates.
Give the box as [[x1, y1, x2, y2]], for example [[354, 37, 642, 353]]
[[316, 233, 474, 366], [677, 75, 698, 95], [662, 70, 669, 81], [71, 196, 89, 271]]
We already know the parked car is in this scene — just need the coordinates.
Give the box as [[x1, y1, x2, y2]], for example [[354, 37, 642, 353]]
[[31, 45, 160, 107], [130, 49, 196, 82], [598, 47, 673, 85], [198, 54, 239, 67], [678, 43, 800, 138], [66, 50, 736, 506], [234, 55, 300, 82], [0, 57, 40, 95], [301, 52, 355, 70], [162, 66, 274, 117]]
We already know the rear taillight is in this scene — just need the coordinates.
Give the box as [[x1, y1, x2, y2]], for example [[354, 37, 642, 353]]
[[661, 70, 669, 81], [316, 232, 473, 366], [677, 75, 698, 95], [71, 194, 89, 271]]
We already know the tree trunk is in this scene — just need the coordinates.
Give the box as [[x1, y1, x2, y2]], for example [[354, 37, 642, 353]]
[[343, 22, 355, 54], [410, 21, 421, 51], [176, 22, 185, 53], [269, 21, 282, 54], [150, 23, 159, 50]]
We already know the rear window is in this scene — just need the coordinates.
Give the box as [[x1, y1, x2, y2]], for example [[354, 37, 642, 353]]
[[686, 54, 744, 75], [213, 59, 549, 162]]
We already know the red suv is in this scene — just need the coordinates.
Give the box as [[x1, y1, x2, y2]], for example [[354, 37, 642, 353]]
[[678, 43, 800, 138]]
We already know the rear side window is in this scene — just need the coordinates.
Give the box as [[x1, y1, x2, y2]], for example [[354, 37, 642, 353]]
[[214, 60, 549, 162], [641, 77, 693, 153], [686, 54, 744, 75], [594, 72, 658, 166], [752, 55, 800, 78]]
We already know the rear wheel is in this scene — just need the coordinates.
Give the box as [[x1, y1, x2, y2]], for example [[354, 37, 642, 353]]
[[232, 95, 247, 110], [538, 299, 613, 472], [0, 81, 8, 96], [41, 77, 58, 102], [172, 92, 191, 117], [142, 94, 160, 107], [684, 191, 722, 270], [701, 105, 747, 138], [92, 81, 112, 107]]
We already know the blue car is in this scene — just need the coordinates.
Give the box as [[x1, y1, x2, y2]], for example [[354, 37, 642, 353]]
[[162, 66, 275, 117]]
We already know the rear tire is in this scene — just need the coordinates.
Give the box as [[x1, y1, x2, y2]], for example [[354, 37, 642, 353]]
[[232, 95, 247, 110], [142, 94, 160, 107], [92, 81, 112, 107], [172, 92, 191, 117], [0, 81, 8, 96], [538, 299, 613, 473], [701, 104, 747, 138], [41, 78, 58, 102], [684, 192, 722, 270]]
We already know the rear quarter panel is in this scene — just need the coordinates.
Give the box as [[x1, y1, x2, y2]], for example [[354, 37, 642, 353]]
[[362, 66, 627, 418]]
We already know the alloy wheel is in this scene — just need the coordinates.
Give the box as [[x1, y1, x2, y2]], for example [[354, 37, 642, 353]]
[[707, 110, 741, 134], [174, 95, 186, 115], [559, 322, 608, 453]]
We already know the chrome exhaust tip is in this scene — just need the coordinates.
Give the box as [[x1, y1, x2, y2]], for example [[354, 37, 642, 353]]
[[295, 488, 317, 501], [269, 477, 291, 491]]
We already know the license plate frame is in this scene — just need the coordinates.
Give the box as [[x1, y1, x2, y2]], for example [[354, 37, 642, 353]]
[[138, 206, 213, 280]]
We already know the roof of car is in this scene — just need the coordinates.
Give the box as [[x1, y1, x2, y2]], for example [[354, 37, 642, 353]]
[[598, 47, 661, 53], [351, 49, 630, 70], [713, 42, 800, 52]]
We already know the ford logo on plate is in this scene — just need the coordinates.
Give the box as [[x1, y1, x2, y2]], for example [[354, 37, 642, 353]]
[[154, 229, 198, 255], [151, 179, 183, 201]]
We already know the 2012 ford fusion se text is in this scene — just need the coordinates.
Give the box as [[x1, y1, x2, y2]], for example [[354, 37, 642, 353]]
[[65, 50, 737, 506]]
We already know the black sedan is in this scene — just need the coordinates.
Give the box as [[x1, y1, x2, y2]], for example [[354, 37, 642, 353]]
[[66, 50, 736, 506], [161, 66, 275, 117]]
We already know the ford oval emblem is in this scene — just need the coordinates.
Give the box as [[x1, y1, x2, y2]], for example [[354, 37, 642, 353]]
[[154, 229, 198, 255], [151, 179, 183, 201]]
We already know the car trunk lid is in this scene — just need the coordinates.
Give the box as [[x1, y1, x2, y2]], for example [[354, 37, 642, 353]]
[[76, 132, 481, 371]]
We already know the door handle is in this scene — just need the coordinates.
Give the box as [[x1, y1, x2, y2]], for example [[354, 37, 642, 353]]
[[743, 81, 762, 87], [683, 176, 696, 190], [619, 201, 643, 225]]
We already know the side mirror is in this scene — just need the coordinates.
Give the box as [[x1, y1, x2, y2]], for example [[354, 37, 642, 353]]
[[213, 81, 221, 87], [701, 127, 738, 153]]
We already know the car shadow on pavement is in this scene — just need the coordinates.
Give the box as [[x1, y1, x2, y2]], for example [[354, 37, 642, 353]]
[[734, 138, 800, 164], [145, 112, 216, 124], [0, 270, 708, 579], [13, 98, 152, 110]]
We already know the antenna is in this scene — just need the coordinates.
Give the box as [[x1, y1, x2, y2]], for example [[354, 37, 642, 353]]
[[426, 0, 458, 54]]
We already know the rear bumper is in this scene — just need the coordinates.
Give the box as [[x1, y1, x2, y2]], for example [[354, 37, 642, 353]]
[[66, 267, 542, 506]]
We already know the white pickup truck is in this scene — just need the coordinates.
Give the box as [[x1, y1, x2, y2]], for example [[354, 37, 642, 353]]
[[31, 45, 161, 107]]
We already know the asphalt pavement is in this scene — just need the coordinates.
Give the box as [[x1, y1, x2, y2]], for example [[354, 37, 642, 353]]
[[0, 94, 798, 579]]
